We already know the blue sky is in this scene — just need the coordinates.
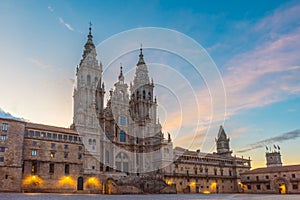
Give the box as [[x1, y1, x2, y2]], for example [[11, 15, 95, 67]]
[[0, 0, 300, 168]]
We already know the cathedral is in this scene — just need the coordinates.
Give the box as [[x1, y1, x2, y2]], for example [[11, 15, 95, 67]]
[[72, 25, 173, 176], [0, 26, 253, 194]]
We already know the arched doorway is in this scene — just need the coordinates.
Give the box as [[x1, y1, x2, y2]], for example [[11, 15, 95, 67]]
[[274, 178, 288, 194], [279, 183, 287, 194], [77, 177, 83, 191]]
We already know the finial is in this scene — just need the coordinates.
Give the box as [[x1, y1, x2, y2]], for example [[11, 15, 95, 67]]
[[118, 63, 124, 81], [89, 21, 92, 35], [137, 44, 145, 65]]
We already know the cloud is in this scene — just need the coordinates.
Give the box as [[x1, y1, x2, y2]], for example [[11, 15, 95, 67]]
[[58, 17, 74, 31], [0, 108, 25, 122], [48, 5, 54, 13], [237, 129, 300, 153], [29, 58, 53, 70]]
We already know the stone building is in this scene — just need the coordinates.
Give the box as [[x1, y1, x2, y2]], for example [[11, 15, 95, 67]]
[[164, 126, 251, 194], [72, 25, 173, 178], [0, 26, 252, 194], [22, 122, 85, 193], [241, 150, 300, 194], [0, 118, 25, 192]]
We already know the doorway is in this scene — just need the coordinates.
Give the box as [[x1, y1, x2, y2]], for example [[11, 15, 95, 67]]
[[77, 177, 83, 190]]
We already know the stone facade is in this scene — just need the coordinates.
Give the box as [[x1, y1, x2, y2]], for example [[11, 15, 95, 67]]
[[241, 151, 300, 194], [0, 118, 25, 192], [22, 122, 84, 193], [0, 27, 252, 194], [163, 126, 251, 194]]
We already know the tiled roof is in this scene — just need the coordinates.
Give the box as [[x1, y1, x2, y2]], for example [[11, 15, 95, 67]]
[[242, 164, 300, 174], [26, 122, 78, 135]]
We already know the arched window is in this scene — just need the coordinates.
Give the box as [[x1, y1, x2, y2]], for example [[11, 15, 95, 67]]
[[88, 139, 92, 145], [148, 92, 151, 100], [87, 75, 91, 86], [92, 139, 96, 145], [120, 130, 126, 142], [143, 90, 146, 99]]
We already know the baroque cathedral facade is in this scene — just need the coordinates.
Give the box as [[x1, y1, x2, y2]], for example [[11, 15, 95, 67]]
[[72, 26, 173, 176], [0, 27, 254, 194]]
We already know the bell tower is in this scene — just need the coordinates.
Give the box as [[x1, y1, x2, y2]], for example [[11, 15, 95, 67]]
[[215, 125, 232, 157], [129, 47, 156, 126], [73, 23, 103, 173]]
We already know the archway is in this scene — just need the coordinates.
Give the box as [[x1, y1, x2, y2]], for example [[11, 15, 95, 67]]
[[279, 183, 287, 194], [274, 177, 288, 194]]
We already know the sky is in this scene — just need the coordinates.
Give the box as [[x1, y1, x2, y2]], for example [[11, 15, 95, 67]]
[[0, 0, 300, 168]]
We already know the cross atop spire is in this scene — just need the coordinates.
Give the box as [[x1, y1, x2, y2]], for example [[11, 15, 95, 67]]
[[118, 63, 124, 81], [137, 45, 145, 65], [89, 21, 92, 35]]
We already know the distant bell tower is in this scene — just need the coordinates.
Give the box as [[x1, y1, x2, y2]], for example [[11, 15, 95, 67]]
[[129, 47, 156, 125], [215, 125, 232, 157], [266, 149, 282, 167]]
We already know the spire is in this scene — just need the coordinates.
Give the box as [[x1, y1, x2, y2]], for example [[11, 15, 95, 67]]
[[217, 125, 227, 141], [82, 22, 95, 61], [118, 63, 124, 81], [137, 44, 145, 65]]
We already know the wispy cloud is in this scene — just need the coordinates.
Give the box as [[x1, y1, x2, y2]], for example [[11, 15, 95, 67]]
[[237, 129, 300, 153], [29, 58, 53, 70], [48, 5, 54, 13], [58, 17, 74, 31]]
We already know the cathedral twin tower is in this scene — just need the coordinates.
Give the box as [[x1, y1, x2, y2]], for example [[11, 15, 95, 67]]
[[72, 26, 173, 175]]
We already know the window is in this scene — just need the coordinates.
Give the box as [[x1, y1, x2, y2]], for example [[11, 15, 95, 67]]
[[88, 139, 92, 145], [41, 132, 46, 138], [229, 170, 232, 176], [32, 141, 37, 146], [247, 185, 251, 190], [31, 150, 37, 156], [64, 144, 68, 149], [120, 116, 127, 126], [293, 184, 298, 190], [87, 75, 91, 86], [51, 143, 56, 148], [256, 185, 261, 190], [247, 176, 250, 180], [105, 132, 110, 140], [214, 168, 217, 175], [47, 133, 51, 138], [2, 123, 8, 132], [78, 146, 82, 151], [49, 163, 54, 174], [29, 130, 34, 137], [63, 135, 67, 140], [105, 150, 109, 163], [52, 134, 57, 139], [220, 169, 224, 176], [74, 136, 78, 142], [58, 134, 62, 140], [50, 151, 55, 158], [35, 131, 40, 137], [64, 153, 68, 158], [65, 164, 70, 175], [266, 175, 269, 179], [266, 185, 271, 190], [0, 157, 4, 162], [92, 139, 96, 145], [292, 174, 296, 178], [69, 136, 73, 141], [0, 147, 5, 152], [120, 130, 126, 142], [1, 135, 7, 141], [78, 154, 82, 159], [256, 176, 259, 181]]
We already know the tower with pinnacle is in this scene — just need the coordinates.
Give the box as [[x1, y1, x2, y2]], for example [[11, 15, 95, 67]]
[[215, 125, 232, 157], [73, 24, 104, 174]]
